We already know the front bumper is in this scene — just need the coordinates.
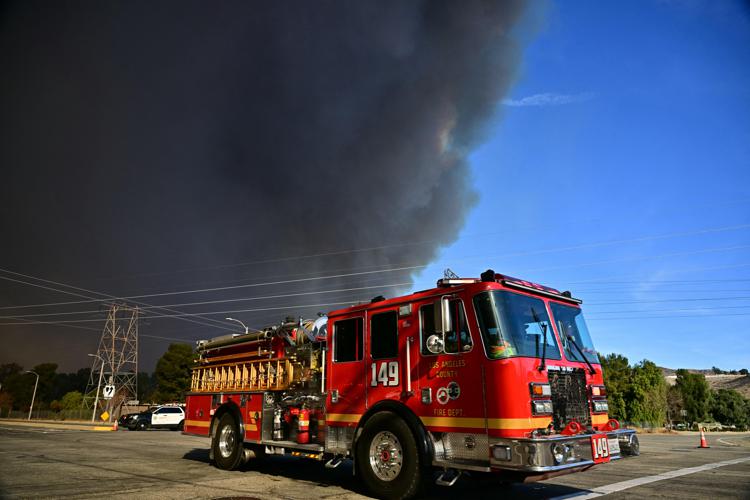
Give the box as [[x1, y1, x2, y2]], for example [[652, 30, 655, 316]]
[[489, 429, 638, 473]]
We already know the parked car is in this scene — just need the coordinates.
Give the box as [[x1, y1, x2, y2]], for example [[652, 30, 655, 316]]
[[118, 412, 140, 428], [126, 405, 185, 431]]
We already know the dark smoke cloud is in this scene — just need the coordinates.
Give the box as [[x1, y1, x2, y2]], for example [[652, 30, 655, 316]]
[[0, 1, 529, 371]]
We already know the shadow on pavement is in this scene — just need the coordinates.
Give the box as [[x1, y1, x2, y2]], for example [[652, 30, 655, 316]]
[[182, 448, 211, 464], [180, 448, 592, 499]]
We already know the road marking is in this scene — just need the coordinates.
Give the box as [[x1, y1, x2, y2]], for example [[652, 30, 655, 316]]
[[718, 438, 740, 447], [550, 456, 750, 499]]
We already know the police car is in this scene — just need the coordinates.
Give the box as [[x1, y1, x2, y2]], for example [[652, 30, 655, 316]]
[[126, 405, 185, 431]]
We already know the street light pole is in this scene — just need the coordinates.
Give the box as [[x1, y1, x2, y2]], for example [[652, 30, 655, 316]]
[[225, 317, 249, 335], [88, 354, 104, 423], [24, 371, 39, 420]]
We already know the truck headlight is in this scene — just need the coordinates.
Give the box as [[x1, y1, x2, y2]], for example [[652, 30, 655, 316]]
[[552, 443, 568, 464], [592, 400, 609, 413], [531, 400, 553, 415], [492, 445, 512, 461]]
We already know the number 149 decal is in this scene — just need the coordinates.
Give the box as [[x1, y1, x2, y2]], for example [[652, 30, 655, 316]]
[[371, 361, 399, 387], [590, 434, 611, 463]]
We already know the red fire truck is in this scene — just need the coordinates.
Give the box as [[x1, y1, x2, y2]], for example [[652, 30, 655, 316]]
[[184, 270, 639, 499]]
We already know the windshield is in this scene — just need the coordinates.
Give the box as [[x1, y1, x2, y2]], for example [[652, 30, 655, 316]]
[[549, 302, 600, 364], [473, 291, 561, 360]]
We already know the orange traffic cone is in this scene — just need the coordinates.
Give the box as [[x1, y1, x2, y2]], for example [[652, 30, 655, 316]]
[[698, 428, 709, 448], [113, 420, 118, 431]]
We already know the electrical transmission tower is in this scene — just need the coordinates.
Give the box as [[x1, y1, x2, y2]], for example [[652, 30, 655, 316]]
[[83, 304, 139, 421]]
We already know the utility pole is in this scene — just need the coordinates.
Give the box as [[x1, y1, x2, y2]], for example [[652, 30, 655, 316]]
[[25, 371, 39, 420], [88, 354, 104, 422]]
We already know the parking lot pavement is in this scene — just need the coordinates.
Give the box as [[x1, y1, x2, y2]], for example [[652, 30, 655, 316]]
[[0, 422, 748, 499]]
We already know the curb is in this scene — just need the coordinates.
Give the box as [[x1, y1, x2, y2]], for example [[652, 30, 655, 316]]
[[0, 419, 117, 432]]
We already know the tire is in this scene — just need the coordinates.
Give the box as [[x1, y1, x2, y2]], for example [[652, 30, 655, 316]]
[[137, 421, 148, 431], [172, 420, 184, 431], [356, 411, 427, 500], [625, 434, 640, 456], [212, 413, 244, 470]]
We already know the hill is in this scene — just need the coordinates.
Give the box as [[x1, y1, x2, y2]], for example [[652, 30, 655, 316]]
[[662, 370, 750, 399]]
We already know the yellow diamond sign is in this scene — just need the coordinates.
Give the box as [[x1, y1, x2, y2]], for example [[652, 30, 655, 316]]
[[100, 411, 109, 421]]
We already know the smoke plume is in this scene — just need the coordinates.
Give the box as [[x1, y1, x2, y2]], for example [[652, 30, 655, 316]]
[[0, 1, 529, 370]]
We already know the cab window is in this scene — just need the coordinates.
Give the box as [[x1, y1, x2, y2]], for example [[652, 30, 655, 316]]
[[370, 311, 398, 359], [420, 299, 472, 355], [333, 317, 363, 362]]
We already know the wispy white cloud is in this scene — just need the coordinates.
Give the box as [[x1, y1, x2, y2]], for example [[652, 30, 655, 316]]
[[502, 92, 596, 107]]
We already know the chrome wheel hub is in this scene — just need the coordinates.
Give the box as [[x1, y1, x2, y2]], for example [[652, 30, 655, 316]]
[[218, 425, 236, 458], [369, 431, 403, 481]]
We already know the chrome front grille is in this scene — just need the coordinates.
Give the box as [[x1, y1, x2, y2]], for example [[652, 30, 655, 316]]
[[548, 369, 590, 430]]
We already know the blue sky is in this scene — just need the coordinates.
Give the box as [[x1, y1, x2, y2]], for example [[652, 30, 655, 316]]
[[414, 0, 750, 370]]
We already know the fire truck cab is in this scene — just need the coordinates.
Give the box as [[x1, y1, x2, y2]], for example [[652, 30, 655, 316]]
[[185, 270, 638, 499]]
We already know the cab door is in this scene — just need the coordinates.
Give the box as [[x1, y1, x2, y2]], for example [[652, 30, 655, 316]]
[[418, 297, 485, 433], [366, 308, 407, 406], [326, 316, 366, 422]]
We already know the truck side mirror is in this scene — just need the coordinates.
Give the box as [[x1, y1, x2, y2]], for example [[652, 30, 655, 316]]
[[425, 335, 444, 354], [431, 296, 452, 354]]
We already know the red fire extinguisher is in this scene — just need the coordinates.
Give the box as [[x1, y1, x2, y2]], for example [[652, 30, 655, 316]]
[[297, 407, 310, 444]]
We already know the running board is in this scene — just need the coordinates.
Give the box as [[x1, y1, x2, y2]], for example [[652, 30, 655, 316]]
[[325, 456, 344, 469], [435, 469, 462, 487]]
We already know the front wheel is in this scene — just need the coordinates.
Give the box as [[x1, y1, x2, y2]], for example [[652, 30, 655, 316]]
[[212, 413, 244, 470], [137, 421, 148, 431], [356, 411, 427, 500]]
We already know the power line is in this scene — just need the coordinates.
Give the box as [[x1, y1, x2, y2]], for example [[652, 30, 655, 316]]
[[0, 314, 102, 332], [586, 296, 750, 305], [79, 222, 750, 283], [578, 289, 750, 294], [587, 312, 750, 321], [0, 314, 192, 342], [5, 222, 746, 311], [0, 298, 372, 326], [520, 244, 750, 274], [0, 264, 424, 310], [588, 304, 750, 315], [0, 268, 235, 332], [564, 263, 750, 285], [0, 282, 410, 320]]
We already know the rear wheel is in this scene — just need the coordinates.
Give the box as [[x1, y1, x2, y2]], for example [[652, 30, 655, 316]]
[[356, 411, 426, 500], [212, 413, 244, 470]]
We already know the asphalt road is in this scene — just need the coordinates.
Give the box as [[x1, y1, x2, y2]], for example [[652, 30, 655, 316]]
[[0, 422, 748, 499]]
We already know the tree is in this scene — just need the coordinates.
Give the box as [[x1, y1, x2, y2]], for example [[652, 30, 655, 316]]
[[31, 363, 59, 409], [3, 370, 34, 411], [60, 391, 84, 411], [675, 369, 711, 424], [740, 368, 748, 376], [600, 353, 630, 421], [625, 360, 667, 426], [153, 343, 194, 402], [666, 385, 684, 425], [0, 363, 22, 413], [0, 391, 13, 415], [710, 389, 749, 428], [137, 372, 157, 402], [51, 368, 90, 401], [0, 363, 22, 384]]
